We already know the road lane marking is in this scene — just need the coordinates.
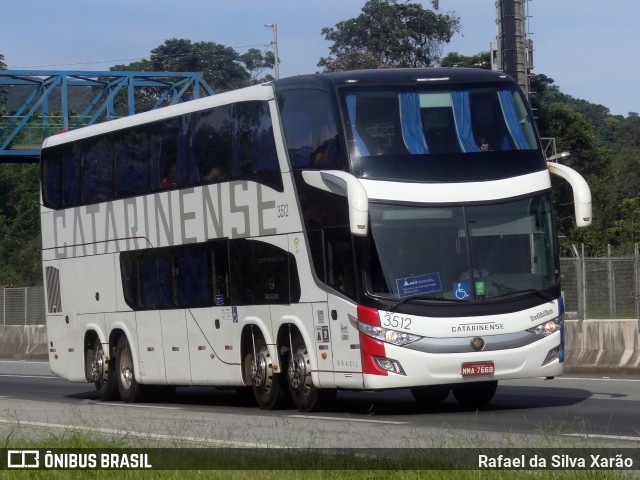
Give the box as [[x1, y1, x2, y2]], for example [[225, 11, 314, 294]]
[[0, 418, 272, 448], [564, 433, 640, 442], [287, 415, 409, 425], [0, 374, 57, 379], [559, 377, 640, 383], [96, 402, 182, 411]]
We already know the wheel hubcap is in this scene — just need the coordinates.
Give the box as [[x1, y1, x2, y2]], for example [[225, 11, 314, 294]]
[[120, 347, 133, 390], [92, 352, 104, 383], [251, 351, 269, 388], [288, 352, 306, 389]]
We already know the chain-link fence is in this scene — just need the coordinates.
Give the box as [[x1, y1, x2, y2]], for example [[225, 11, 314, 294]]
[[4, 246, 640, 326], [561, 244, 640, 320], [0, 287, 46, 326]]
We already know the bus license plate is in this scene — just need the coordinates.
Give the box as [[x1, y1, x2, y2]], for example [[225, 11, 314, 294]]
[[461, 361, 494, 377]]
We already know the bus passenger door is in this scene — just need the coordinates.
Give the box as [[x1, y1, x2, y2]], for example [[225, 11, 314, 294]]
[[323, 228, 364, 389]]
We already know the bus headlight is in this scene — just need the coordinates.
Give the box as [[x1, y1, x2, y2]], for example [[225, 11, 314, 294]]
[[527, 315, 564, 336], [350, 315, 422, 346]]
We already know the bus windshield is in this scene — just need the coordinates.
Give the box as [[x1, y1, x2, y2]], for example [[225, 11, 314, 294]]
[[342, 84, 543, 182], [365, 194, 558, 302]]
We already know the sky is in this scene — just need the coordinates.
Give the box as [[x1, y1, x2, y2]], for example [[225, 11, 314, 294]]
[[1, 0, 638, 116]]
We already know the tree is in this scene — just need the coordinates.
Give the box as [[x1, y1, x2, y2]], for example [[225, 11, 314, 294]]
[[113, 39, 274, 93], [0, 53, 6, 115], [319, 0, 460, 72], [239, 48, 275, 82], [109, 39, 275, 113], [0, 164, 41, 286], [607, 197, 640, 248], [536, 103, 612, 246], [440, 51, 491, 69]]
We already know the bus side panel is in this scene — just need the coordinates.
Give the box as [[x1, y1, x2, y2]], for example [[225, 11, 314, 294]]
[[135, 311, 167, 384], [62, 254, 118, 315], [61, 313, 105, 382], [270, 303, 335, 388], [187, 306, 243, 386], [327, 296, 364, 389], [160, 310, 192, 384], [46, 312, 69, 380]]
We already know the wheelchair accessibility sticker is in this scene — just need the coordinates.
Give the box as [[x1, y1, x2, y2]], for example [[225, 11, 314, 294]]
[[454, 281, 471, 301]]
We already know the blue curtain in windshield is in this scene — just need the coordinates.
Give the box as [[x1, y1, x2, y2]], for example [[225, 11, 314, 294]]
[[451, 91, 480, 152], [346, 95, 369, 156], [399, 93, 429, 154], [498, 89, 531, 150]]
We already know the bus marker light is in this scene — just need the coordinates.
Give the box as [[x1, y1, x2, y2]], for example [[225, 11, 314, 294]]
[[374, 356, 406, 375], [542, 346, 560, 366], [321, 352, 328, 360]]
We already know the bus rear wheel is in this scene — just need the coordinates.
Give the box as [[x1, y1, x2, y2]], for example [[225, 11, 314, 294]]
[[247, 333, 289, 410], [115, 335, 146, 403], [86, 337, 119, 401], [287, 332, 335, 412], [451, 380, 498, 406]]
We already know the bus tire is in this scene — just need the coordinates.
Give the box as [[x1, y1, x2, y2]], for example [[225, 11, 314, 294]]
[[451, 380, 498, 406], [86, 337, 119, 401], [410, 384, 450, 403], [287, 332, 336, 412], [115, 335, 146, 403], [247, 333, 289, 410]]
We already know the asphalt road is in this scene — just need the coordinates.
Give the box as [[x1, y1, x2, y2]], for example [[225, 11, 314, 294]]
[[1, 360, 639, 449]]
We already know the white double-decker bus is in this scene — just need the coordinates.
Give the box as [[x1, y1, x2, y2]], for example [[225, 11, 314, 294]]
[[40, 68, 591, 411]]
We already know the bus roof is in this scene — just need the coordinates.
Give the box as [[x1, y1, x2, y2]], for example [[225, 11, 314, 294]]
[[272, 68, 517, 91]]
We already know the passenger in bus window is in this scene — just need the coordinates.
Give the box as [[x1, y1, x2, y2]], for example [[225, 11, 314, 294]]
[[161, 162, 176, 188], [480, 137, 490, 152]]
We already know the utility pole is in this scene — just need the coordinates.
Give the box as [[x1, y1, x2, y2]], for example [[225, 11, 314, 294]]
[[265, 22, 279, 79], [492, 0, 533, 99]]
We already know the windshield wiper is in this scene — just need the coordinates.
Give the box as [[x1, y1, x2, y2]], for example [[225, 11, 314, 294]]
[[388, 295, 458, 312], [488, 288, 555, 303]]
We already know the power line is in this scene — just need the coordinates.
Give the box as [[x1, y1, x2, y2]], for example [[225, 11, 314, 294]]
[[8, 43, 272, 70]]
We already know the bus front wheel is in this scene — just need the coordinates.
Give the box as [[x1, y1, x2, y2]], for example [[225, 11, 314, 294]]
[[410, 384, 451, 403], [287, 332, 335, 412], [115, 335, 146, 403], [451, 380, 498, 406]]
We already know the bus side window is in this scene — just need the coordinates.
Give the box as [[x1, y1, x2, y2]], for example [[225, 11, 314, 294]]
[[115, 130, 149, 197], [191, 107, 231, 185], [325, 226, 356, 299], [278, 89, 343, 170], [62, 145, 81, 207], [139, 252, 173, 309], [148, 118, 178, 191], [176, 248, 210, 307], [42, 148, 62, 209], [82, 137, 113, 203], [232, 102, 282, 192], [229, 239, 296, 305]]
